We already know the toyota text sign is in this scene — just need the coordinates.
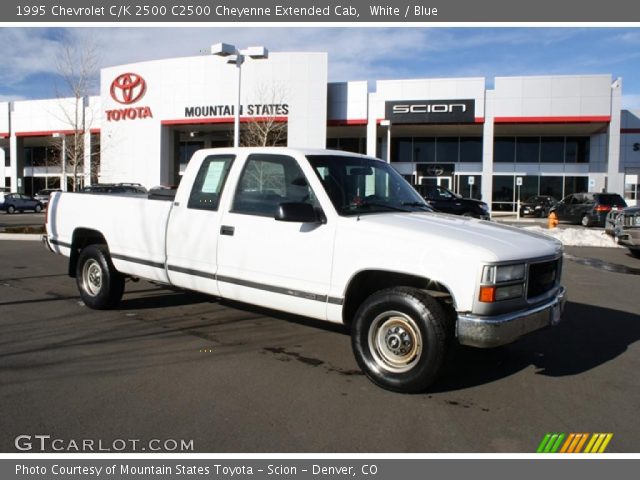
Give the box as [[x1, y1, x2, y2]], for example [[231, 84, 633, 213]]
[[106, 73, 153, 121]]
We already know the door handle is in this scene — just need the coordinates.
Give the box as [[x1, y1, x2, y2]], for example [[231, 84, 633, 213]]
[[220, 225, 235, 236]]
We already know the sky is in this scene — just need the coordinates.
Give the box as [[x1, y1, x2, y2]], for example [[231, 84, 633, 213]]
[[1, 27, 640, 109]]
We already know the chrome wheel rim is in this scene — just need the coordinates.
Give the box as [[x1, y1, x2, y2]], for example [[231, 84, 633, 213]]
[[368, 311, 422, 373], [82, 259, 103, 297]]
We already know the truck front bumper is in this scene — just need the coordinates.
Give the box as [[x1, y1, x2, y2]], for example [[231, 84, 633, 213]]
[[456, 286, 566, 348]]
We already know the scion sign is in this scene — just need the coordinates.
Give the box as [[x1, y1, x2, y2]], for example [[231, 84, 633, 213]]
[[385, 99, 475, 124]]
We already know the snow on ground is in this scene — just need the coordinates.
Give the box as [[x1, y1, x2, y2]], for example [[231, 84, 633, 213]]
[[520, 225, 621, 248]]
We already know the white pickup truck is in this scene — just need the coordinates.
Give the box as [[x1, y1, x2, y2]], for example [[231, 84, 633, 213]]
[[44, 147, 566, 392]]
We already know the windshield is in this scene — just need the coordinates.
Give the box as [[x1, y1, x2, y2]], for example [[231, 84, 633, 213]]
[[306, 154, 430, 216]]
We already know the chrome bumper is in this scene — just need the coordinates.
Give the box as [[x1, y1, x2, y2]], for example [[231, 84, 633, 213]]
[[456, 286, 566, 348]]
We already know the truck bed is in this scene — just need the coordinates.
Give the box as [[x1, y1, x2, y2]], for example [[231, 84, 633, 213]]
[[48, 192, 173, 283]]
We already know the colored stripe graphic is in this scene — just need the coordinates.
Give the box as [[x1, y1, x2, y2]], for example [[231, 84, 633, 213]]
[[584, 433, 614, 453], [537, 433, 613, 453], [537, 433, 565, 453]]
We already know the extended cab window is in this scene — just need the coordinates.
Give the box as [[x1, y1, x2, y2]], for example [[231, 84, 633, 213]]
[[187, 155, 234, 211], [233, 154, 318, 217]]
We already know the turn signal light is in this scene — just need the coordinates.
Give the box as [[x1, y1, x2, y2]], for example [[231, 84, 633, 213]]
[[479, 286, 496, 303]]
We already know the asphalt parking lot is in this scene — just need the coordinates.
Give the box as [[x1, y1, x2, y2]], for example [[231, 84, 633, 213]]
[[0, 239, 639, 453]]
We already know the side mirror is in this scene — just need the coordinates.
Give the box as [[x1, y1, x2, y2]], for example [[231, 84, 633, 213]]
[[275, 202, 324, 223]]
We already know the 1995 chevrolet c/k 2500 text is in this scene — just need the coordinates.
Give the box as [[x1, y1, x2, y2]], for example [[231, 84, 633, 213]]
[[44, 148, 566, 392]]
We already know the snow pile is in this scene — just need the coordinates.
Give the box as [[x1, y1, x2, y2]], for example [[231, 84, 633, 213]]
[[521, 225, 621, 248]]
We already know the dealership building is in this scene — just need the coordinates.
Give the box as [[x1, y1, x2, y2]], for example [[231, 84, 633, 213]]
[[1, 50, 639, 210]]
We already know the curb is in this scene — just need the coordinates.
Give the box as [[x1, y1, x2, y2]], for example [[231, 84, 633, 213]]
[[0, 233, 43, 241]]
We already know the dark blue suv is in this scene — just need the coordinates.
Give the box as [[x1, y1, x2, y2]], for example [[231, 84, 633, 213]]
[[0, 193, 44, 214], [551, 192, 627, 227]]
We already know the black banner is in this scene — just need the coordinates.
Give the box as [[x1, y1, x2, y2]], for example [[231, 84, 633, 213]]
[[3, 459, 639, 480], [0, 0, 639, 22]]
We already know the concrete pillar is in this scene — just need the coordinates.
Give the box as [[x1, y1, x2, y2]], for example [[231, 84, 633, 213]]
[[9, 135, 24, 193], [607, 78, 623, 194], [481, 90, 495, 208], [366, 92, 378, 157], [0, 147, 5, 188]]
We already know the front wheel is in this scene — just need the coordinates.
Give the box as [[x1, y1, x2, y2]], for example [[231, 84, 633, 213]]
[[351, 287, 449, 393], [34, 204, 42, 213], [6, 205, 15, 214], [75, 244, 125, 309]]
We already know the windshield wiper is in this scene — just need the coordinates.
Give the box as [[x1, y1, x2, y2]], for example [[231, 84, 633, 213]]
[[352, 202, 411, 213], [401, 201, 432, 210]]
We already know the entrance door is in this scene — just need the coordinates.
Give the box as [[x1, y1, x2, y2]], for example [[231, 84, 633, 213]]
[[419, 176, 452, 190]]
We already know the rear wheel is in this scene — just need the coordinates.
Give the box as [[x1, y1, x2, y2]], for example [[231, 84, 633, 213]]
[[351, 287, 449, 393], [75, 244, 124, 309], [581, 214, 591, 227]]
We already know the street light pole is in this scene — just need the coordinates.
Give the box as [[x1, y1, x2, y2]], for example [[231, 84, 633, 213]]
[[210, 43, 268, 148], [233, 55, 244, 148]]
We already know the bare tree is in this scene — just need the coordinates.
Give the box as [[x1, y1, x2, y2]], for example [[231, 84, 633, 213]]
[[240, 83, 289, 147], [52, 36, 100, 191]]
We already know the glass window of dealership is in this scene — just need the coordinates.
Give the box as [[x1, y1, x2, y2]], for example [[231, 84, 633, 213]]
[[327, 134, 595, 211]]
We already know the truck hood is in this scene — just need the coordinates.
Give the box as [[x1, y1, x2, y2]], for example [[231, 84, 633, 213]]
[[354, 212, 562, 262]]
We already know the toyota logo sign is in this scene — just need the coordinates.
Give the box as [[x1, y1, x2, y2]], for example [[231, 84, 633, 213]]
[[110, 73, 147, 105]]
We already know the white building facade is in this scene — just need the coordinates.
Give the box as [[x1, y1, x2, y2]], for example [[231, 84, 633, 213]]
[[1, 51, 639, 210]]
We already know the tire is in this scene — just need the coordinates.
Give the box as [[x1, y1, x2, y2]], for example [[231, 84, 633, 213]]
[[75, 244, 125, 309], [7, 205, 15, 214], [630, 249, 640, 259], [351, 287, 449, 393], [34, 204, 42, 213], [581, 214, 591, 227]]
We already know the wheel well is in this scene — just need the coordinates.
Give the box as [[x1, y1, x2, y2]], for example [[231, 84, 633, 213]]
[[341, 270, 454, 326], [69, 228, 108, 277]]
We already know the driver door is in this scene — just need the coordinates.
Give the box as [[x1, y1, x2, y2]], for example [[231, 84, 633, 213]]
[[216, 153, 335, 320]]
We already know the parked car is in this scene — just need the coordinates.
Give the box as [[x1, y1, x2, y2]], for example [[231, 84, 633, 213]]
[[0, 193, 44, 214], [551, 192, 627, 227], [607, 206, 640, 258], [34, 189, 62, 206], [81, 183, 148, 195], [520, 195, 558, 218], [414, 185, 490, 219]]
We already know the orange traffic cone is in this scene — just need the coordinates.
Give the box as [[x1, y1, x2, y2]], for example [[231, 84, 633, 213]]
[[548, 211, 559, 229]]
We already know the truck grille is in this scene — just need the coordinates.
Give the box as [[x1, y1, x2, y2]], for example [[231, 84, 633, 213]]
[[527, 259, 559, 299]]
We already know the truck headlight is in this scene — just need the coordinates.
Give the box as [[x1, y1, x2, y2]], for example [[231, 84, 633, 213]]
[[495, 284, 524, 301], [481, 264, 526, 284], [479, 263, 526, 302]]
